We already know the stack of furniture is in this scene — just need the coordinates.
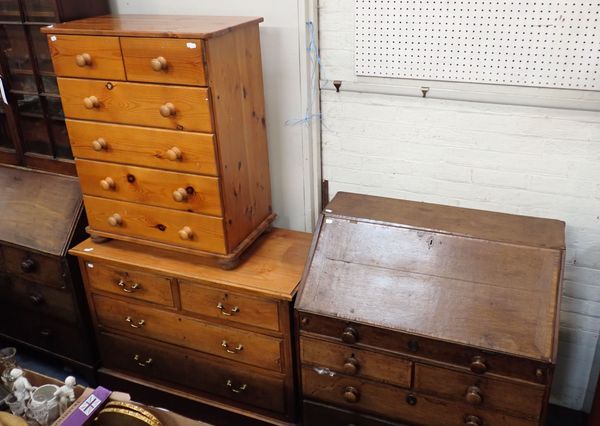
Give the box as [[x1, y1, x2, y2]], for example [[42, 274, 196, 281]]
[[296, 192, 565, 426]]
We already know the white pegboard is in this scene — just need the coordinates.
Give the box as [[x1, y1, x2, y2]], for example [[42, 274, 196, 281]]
[[355, 0, 600, 90]]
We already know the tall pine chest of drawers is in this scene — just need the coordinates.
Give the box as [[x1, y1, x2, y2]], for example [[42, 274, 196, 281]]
[[43, 15, 274, 269], [296, 192, 565, 426]]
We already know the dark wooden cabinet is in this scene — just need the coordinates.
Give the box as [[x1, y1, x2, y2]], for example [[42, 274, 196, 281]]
[[0, 0, 108, 175]]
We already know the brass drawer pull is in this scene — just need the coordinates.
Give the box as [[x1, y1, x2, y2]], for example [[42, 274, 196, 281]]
[[117, 278, 141, 293], [465, 385, 483, 405], [20, 258, 36, 273], [133, 354, 153, 367], [151, 56, 168, 71], [221, 340, 243, 354], [226, 379, 247, 394], [217, 302, 240, 316], [29, 293, 44, 305], [343, 386, 360, 403], [470, 356, 487, 374], [125, 316, 145, 328], [464, 415, 483, 426], [75, 53, 92, 67]]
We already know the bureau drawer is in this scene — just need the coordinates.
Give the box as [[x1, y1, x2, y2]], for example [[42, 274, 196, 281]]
[[83, 196, 227, 254], [179, 280, 280, 332], [301, 366, 536, 426], [303, 400, 404, 426], [47, 35, 125, 80], [99, 332, 286, 414], [77, 159, 223, 216], [84, 261, 174, 307], [300, 336, 412, 388], [66, 120, 218, 176], [414, 363, 545, 420], [121, 37, 206, 86], [93, 294, 283, 372], [2, 246, 65, 289], [58, 78, 213, 132]]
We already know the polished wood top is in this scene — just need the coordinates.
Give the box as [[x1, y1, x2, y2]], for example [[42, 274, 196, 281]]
[[71, 228, 311, 300], [296, 192, 565, 362], [42, 15, 263, 38]]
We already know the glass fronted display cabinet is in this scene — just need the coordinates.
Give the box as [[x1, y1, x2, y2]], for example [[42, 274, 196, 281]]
[[0, 0, 108, 175]]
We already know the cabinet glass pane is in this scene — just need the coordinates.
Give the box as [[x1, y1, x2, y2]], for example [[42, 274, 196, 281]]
[[16, 94, 51, 155], [0, 106, 14, 149], [30, 25, 52, 73], [22, 0, 56, 22], [0, 0, 21, 22], [46, 96, 71, 159], [0, 24, 36, 92]]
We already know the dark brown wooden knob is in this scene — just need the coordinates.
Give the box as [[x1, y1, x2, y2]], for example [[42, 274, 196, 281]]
[[151, 56, 167, 71], [342, 356, 360, 375], [465, 386, 483, 405], [108, 213, 122, 227], [341, 327, 358, 344], [100, 177, 115, 190], [342, 386, 360, 403], [75, 53, 92, 67], [166, 146, 182, 161], [20, 258, 36, 273], [178, 226, 193, 240], [470, 356, 487, 374], [465, 415, 483, 426], [172, 188, 188, 202], [159, 102, 176, 117], [83, 96, 99, 109], [92, 137, 107, 151]]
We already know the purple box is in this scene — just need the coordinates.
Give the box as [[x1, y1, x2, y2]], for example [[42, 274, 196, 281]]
[[59, 386, 111, 426]]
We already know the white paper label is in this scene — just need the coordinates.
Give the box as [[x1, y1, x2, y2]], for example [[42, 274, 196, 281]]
[[50, 35, 57, 42], [186, 42, 197, 49]]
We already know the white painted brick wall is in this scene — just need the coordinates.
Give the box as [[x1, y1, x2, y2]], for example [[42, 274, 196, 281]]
[[319, 0, 600, 411]]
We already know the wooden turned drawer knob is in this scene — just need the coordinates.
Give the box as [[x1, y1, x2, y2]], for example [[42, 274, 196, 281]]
[[465, 415, 483, 426], [172, 188, 188, 202], [166, 146, 182, 161], [178, 226, 193, 240], [75, 52, 92, 67], [100, 177, 115, 190], [159, 102, 176, 117], [108, 213, 122, 227], [151, 56, 168, 71], [343, 356, 360, 375], [341, 326, 358, 344], [465, 386, 483, 405], [92, 137, 107, 151], [20, 258, 36, 273], [342, 386, 360, 403], [83, 96, 99, 109], [470, 356, 487, 374]]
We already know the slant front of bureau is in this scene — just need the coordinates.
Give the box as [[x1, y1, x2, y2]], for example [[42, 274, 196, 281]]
[[43, 15, 274, 268], [296, 192, 565, 426]]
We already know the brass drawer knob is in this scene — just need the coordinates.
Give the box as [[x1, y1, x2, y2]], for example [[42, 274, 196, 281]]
[[151, 56, 168, 71], [100, 177, 115, 191], [178, 226, 193, 240], [172, 188, 188, 202], [133, 354, 152, 367], [226, 379, 247, 394], [159, 102, 176, 117], [117, 278, 140, 293], [221, 340, 243, 354], [20, 258, 36, 273], [92, 137, 107, 151], [470, 356, 487, 374], [108, 213, 122, 227], [343, 356, 360, 375], [166, 146, 182, 161], [217, 302, 240, 316], [75, 52, 92, 67], [83, 96, 99, 109], [125, 316, 145, 328], [465, 385, 483, 405], [465, 415, 483, 426], [341, 326, 358, 344], [342, 386, 360, 403]]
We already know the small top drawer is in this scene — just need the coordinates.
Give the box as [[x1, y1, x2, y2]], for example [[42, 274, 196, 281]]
[[2, 246, 65, 289], [47, 35, 125, 80], [121, 37, 206, 86]]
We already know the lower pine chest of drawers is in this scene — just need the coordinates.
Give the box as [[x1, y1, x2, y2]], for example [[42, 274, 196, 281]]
[[70, 228, 311, 424]]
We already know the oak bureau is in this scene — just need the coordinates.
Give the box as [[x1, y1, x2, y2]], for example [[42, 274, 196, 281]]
[[70, 228, 311, 425], [296, 192, 565, 426], [43, 15, 274, 269]]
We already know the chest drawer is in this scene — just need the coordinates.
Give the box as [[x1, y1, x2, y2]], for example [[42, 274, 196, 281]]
[[93, 294, 283, 372], [48, 35, 125, 80], [76, 159, 223, 216], [179, 281, 280, 332], [84, 261, 174, 307], [121, 37, 206, 86], [58, 78, 213, 132], [66, 120, 218, 176], [83, 196, 226, 254], [414, 363, 545, 420], [300, 336, 412, 388], [99, 332, 286, 414], [303, 401, 404, 426], [2, 246, 65, 289]]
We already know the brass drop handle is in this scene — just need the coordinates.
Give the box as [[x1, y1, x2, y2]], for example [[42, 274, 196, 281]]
[[172, 188, 188, 202], [217, 302, 240, 316], [108, 213, 122, 227], [341, 326, 358, 344], [159, 102, 176, 117], [178, 226, 193, 240], [92, 137, 107, 151], [166, 147, 182, 161], [470, 356, 487, 374], [465, 415, 483, 426], [100, 177, 115, 190], [117, 278, 141, 293], [226, 379, 247, 394], [125, 316, 145, 328], [465, 385, 483, 405], [343, 356, 360, 375], [75, 53, 92, 67], [83, 96, 99, 109], [133, 354, 152, 367], [151, 56, 168, 71], [20, 258, 36, 273], [29, 293, 44, 305], [343, 386, 360, 403], [221, 340, 243, 354]]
